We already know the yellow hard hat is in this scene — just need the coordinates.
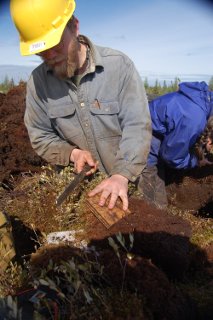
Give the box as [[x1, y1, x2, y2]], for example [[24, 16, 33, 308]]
[[10, 0, 76, 56]]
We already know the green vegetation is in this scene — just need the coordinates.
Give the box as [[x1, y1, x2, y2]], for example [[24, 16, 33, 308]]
[[208, 76, 213, 90], [145, 76, 213, 95], [144, 76, 180, 95], [0, 76, 15, 93]]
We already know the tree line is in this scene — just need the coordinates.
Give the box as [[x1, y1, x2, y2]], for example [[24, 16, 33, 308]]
[[145, 76, 213, 96], [1, 75, 213, 95]]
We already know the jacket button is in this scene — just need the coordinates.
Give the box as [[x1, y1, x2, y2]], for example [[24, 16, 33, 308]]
[[80, 102, 85, 107]]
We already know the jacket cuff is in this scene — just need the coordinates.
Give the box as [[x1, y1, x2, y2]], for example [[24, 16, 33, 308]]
[[110, 164, 145, 182], [56, 144, 76, 167]]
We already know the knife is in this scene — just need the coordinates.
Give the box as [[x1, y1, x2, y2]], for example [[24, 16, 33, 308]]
[[56, 164, 91, 206]]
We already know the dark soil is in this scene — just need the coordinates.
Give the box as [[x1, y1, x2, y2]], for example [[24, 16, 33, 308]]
[[0, 84, 46, 188], [0, 84, 212, 319], [85, 198, 193, 279]]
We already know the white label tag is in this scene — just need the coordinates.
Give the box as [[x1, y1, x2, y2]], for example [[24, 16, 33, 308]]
[[30, 41, 46, 53]]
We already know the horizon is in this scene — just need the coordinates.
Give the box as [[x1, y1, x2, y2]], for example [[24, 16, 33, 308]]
[[0, 64, 212, 87]]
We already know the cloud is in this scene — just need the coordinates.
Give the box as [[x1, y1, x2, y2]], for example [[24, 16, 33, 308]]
[[112, 35, 126, 41], [185, 45, 213, 56]]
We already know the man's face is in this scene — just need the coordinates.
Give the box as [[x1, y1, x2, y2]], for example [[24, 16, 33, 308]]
[[206, 138, 213, 152], [38, 27, 80, 79]]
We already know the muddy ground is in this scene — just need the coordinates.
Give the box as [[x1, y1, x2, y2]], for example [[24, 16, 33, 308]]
[[0, 84, 212, 319]]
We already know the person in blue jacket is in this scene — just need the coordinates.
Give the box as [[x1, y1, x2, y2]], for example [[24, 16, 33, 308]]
[[139, 81, 213, 208]]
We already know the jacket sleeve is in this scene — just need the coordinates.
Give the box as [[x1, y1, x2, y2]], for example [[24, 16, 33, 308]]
[[149, 92, 207, 169], [159, 116, 201, 169], [109, 61, 152, 181], [24, 77, 75, 166]]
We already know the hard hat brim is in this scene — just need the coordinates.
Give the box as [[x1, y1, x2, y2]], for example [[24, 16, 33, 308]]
[[20, 4, 75, 56]]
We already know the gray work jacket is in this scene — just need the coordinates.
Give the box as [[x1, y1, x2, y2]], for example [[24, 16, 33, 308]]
[[25, 36, 152, 182]]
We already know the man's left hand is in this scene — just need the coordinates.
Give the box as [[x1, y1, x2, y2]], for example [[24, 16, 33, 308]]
[[88, 174, 129, 211]]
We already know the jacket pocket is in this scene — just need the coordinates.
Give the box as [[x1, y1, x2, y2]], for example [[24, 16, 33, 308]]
[[46, 99, 83, 140], [90, 101, 122, 138], [47, 98, 75, 118]]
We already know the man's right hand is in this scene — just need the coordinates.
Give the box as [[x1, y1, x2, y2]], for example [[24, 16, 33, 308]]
[[88, 174, 129, 211], [70, 149, 98, 175]]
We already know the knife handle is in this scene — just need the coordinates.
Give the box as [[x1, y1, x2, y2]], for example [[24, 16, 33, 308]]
[[81, 163, 92, 175], [71, 163, 91, 184], [74, 163, 92, 182]]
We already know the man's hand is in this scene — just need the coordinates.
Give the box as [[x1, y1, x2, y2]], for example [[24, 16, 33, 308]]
[[198, 158, 213, 167], [88, 174, 129, 211], [70, 149, 98, 175]]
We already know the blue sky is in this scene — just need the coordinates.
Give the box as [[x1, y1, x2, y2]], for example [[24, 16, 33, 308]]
[[0, 0, 213, 83]]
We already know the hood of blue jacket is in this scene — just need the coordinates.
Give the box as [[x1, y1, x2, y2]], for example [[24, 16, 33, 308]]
[[178, 81, 213, 117]]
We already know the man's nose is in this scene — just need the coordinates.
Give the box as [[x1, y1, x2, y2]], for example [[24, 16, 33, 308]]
[[40, 47, 58, 59]]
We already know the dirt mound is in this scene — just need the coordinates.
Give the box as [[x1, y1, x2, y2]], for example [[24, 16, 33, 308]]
[[0, 83, 46, 186], [0, 92, 6, 105], [166, 166, 213, 211], [84, 198, 192, 278]]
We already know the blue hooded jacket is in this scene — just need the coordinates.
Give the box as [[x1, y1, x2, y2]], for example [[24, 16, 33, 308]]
[[147, 81, 213, 169]]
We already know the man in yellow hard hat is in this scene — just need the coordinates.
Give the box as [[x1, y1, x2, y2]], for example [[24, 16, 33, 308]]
[[10, 0, 152, 211]]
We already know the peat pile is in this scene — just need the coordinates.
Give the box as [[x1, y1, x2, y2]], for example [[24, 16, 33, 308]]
[[0, 83, 45, 187]]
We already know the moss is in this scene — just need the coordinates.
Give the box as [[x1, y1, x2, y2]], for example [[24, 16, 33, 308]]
[[168, 205, 213, 247]]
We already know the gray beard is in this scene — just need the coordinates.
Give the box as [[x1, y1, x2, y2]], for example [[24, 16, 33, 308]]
[[52, 59, 78, 79], [44, 37, 79, 79]]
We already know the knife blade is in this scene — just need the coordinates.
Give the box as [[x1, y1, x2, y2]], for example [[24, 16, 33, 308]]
[[56, 164, 91, 206]]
